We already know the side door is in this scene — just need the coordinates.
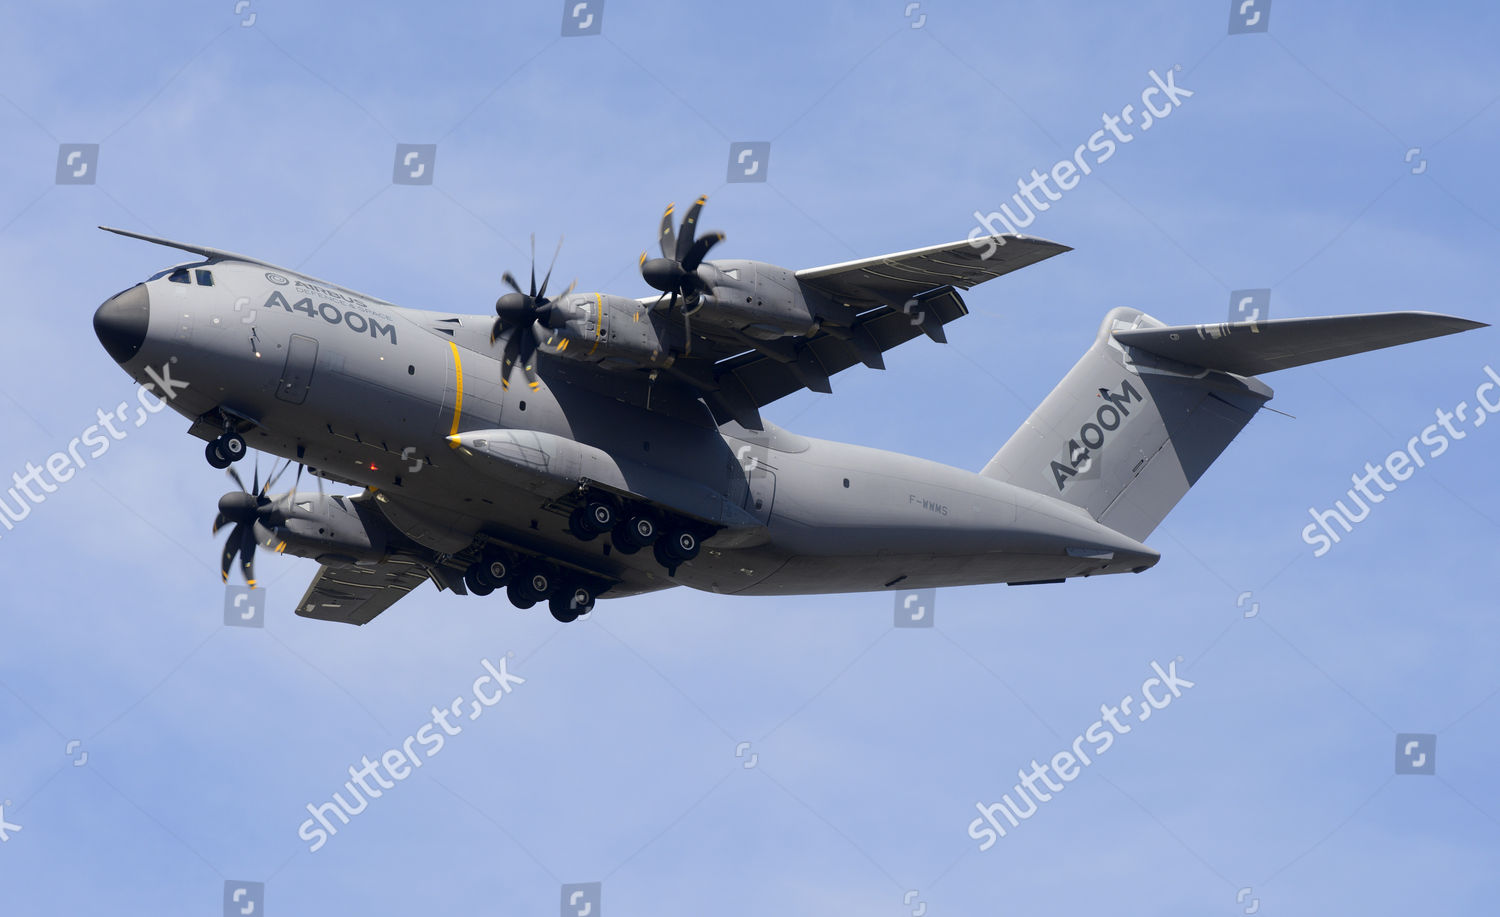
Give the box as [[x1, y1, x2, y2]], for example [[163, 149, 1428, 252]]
[[734, 441, 777, 525], [276, 334, 318, 404]]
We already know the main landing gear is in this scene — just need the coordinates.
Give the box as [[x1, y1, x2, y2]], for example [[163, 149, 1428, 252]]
[[566, 493, 704, 574], [464, 548, 601, 623]]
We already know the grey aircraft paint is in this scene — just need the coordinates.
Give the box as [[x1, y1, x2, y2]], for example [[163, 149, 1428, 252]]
[[91, 213, 1486, 625]]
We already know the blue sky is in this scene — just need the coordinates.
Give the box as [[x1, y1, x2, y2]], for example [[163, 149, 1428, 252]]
[[1, 0, 1497, 913]]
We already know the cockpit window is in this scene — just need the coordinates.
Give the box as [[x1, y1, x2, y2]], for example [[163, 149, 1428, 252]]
[[148, 260, 212, 283], [195, 269, 213, 286]]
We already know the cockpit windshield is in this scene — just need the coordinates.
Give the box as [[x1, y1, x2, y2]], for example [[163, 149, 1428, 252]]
[[149, 261, 215, 286]]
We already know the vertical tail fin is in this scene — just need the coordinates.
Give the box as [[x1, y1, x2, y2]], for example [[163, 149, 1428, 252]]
[[982, 307, 1484, 540]]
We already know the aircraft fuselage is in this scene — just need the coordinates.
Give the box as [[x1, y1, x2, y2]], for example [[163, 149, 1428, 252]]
[[95, 259, 1158, 601]]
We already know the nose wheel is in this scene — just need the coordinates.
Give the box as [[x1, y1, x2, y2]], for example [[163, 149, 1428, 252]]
[[205, 432, 247, 469]]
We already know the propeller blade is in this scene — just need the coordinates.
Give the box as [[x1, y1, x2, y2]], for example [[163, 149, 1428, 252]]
[[683, 231, 724, 272], [263, 457, 291, 496], [239, 524, 258, 587], [490, 316, 505, 344], [538, 236, 563, 300], [528, 234, 537, 296], [500, 326, 522, 390], [226, 465, 247, 495], [212, 511, 229, 535], [520, 328, 542, 390], [289, 462, 303, 509], [251, 457, 260, 497], [676, 196, 706, 262], [501, 271, 524, 297], [658, 203, 676, 259], [220, 526, 241, 582]]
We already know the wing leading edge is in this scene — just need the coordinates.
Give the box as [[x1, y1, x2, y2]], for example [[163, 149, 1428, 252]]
[[795, 234, 1070, 306]]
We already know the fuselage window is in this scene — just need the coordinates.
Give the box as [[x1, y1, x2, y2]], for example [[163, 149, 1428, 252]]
[[195, 269, 214, 286], [168, 268, 190, 284]]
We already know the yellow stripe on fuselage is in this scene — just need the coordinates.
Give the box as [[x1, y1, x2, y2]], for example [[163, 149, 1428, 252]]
[[448, 341, 464, 447]]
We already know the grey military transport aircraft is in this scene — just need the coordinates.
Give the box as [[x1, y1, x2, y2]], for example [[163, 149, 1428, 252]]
[[92, 198, 1484, 624]]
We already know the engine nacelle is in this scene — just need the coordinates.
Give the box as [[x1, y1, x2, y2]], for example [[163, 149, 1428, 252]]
[[538, 293, 682, 371], [694, 260, 856, 340], [259, 492, 390, 565]]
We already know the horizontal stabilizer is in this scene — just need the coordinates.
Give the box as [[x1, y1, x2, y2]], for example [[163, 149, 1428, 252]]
[[1113, 311, 1487, 376]]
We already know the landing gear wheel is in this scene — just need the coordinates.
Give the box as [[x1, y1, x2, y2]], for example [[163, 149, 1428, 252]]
[[206, 440, 232, 469], [464, 569, 494, 596], [549, 583, 596, 623], [610, 524, 641, 555], [508, 566, 555, 607], [506, 580, 536, 610], [568, 507, 599, 542], [654, 529, 701, 568], [615, 511, 659, 549], [473, 551, 513, 589], [219, 432, 247, 463], [580, 498, 617, 535]]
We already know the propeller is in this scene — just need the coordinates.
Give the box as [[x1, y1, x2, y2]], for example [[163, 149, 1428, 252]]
[[640, 196, 724, 352], [212, 457, 289, 588], [491, 235, 575, 391]]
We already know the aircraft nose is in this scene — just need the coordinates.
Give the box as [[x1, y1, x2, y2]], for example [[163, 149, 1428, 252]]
[[94, 283, 150, 364]]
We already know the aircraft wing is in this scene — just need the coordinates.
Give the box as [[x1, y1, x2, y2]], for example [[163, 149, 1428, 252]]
[[795, 234, 1070, 307], [692, 290, 968, 427], [687, 236, 1068, 427], [292, 557, 431, 626]]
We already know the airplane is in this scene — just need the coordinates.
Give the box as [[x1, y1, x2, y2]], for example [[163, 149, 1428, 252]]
[[92, 197, 1485, 625]]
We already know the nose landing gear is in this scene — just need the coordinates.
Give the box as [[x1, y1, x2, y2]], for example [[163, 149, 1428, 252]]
[[205, 431, 247, 469]]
